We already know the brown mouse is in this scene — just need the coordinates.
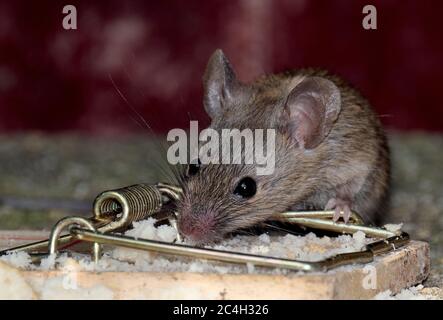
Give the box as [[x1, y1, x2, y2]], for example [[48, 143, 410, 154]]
[[175, 49, 390, 245]]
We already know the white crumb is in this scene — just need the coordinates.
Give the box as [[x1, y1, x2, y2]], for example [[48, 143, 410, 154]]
[[352, 230, 367, 246], [125, 218, 177, 243], [384, 223, 403, 232], [0, 250, 32, 269], [39, 254, 57, 270], [374, 285, 437, 300]]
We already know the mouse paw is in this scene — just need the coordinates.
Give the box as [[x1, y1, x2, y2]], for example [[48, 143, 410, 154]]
[[325, 198, 352, 223]]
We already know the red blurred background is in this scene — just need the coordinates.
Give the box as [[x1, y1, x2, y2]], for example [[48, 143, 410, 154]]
[[0, 0, 442, 134]]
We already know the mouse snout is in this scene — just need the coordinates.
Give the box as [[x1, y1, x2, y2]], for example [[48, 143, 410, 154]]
[[177, 210, 217, 244]]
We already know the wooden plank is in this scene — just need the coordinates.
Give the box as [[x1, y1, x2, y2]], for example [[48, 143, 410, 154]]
[[0, 230, 49, 248], [0, 231, 430, 299]]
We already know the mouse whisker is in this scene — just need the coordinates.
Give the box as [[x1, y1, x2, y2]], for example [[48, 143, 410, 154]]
[[261, 222, 305, 236]]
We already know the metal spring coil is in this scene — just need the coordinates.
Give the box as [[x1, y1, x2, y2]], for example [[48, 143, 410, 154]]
[[93, 184, 163, 229]]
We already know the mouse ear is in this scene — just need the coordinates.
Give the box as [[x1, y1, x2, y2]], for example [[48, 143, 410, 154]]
[[282, 76, 341, 149], [203, 49, 241, 119]]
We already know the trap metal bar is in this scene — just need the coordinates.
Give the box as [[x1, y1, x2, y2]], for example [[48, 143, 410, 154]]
[[0, 183, 409, 272]]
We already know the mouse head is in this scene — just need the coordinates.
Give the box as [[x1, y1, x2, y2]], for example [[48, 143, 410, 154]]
[[176, 49, 341, 245]]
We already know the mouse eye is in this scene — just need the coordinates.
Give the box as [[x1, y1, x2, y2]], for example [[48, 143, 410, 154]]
[[234, 177, 257, 199], [188, 159, 201, 176]]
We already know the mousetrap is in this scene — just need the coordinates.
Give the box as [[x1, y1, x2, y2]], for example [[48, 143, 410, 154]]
[[0, 183, 430, 299]]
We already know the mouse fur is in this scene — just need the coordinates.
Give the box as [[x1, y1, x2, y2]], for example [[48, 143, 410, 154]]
[[176, 49, 390, 244]]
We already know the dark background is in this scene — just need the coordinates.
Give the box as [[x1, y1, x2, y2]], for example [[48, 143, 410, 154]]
[[0, 0, 442, 134]]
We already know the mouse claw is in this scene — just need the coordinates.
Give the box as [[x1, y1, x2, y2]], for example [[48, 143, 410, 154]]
[[342, 205, 352, 223], [333, 207, 341, 222], [326, 198, 352, 223]]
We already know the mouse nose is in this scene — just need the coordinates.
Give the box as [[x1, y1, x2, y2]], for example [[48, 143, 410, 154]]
[[177, 212, 216, 243]]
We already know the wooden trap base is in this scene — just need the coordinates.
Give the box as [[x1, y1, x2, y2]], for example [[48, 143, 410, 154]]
[[0, 230, 430, 299]]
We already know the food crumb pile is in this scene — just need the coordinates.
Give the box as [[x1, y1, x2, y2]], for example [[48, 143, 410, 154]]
[[374, 285, 440, 300], [1, 218, 373, 275]]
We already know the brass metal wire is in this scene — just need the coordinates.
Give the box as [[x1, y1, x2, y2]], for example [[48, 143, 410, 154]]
[[93, 184, 164, 232]]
